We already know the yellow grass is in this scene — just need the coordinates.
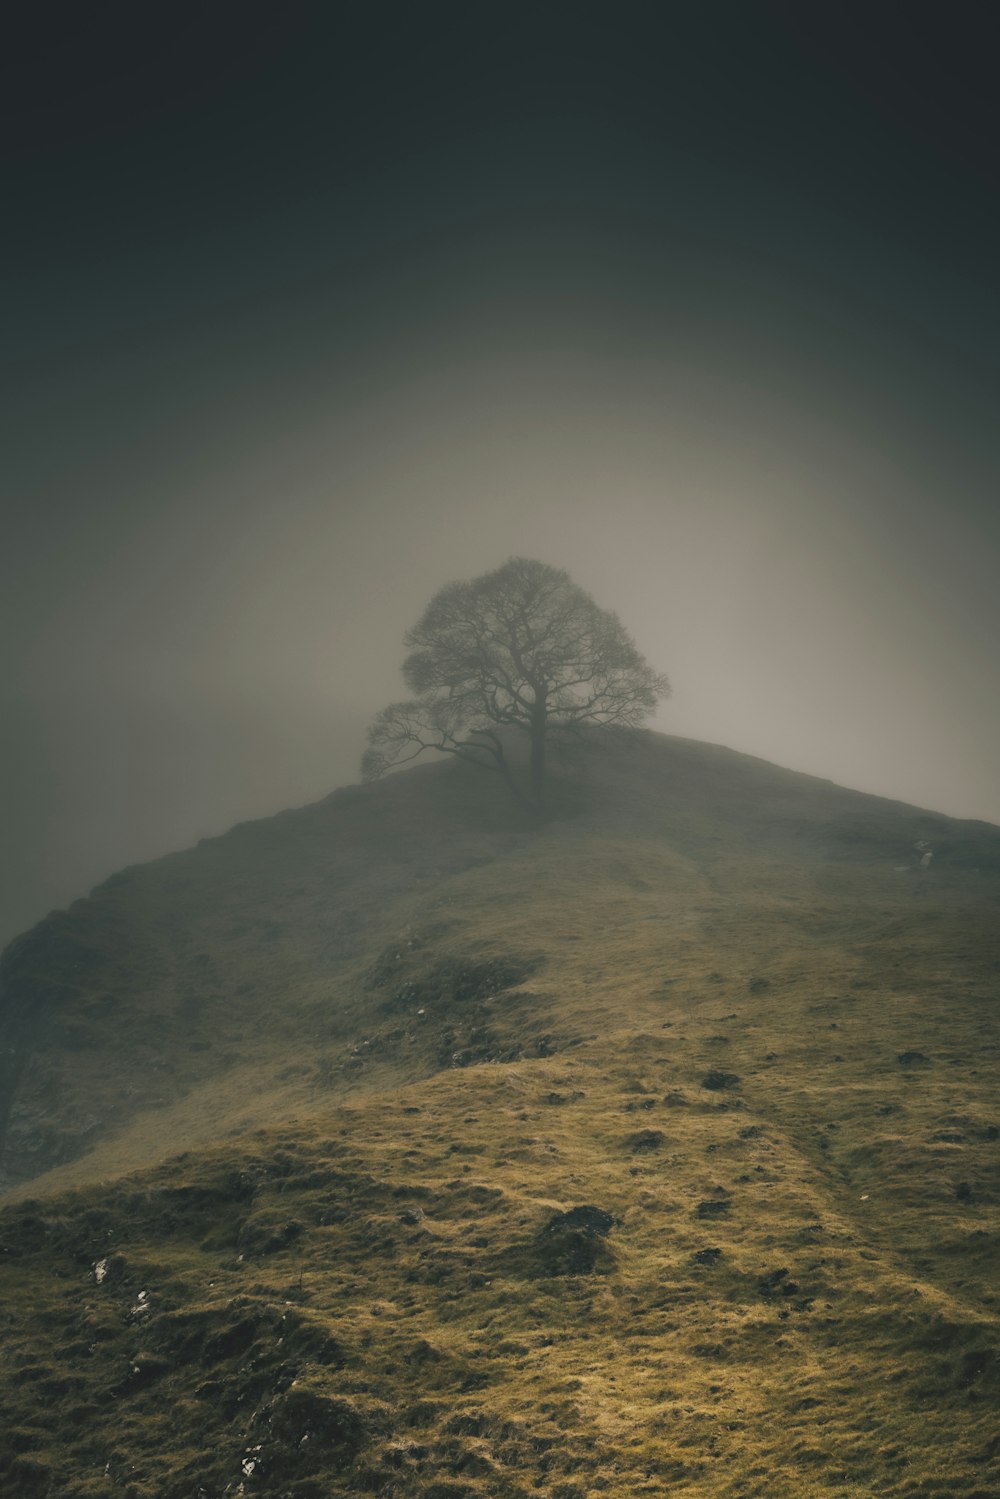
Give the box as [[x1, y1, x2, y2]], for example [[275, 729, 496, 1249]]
[[1, 731, 997, 1496]]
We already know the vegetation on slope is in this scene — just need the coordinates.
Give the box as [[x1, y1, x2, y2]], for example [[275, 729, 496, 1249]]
[[1, 731, 998, 1496]]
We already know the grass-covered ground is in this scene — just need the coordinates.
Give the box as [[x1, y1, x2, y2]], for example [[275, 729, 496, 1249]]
[[1, 731, 998, 1496]]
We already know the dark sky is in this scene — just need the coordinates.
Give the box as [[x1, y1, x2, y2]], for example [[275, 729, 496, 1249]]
[[4, 1, 1000, 945]]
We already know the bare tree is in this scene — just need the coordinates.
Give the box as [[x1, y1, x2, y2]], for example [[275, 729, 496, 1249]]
[[362, 558, 670, 811]]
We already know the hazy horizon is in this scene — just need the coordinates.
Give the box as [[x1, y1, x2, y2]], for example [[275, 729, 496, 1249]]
[[4, 3, 999, 945]]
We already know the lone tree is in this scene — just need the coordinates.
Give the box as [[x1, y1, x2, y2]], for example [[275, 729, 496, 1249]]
[[362, 557, 670, 811]]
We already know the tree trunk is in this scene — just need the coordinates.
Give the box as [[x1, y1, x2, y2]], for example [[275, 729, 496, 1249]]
[[529, 697, 547, 811]]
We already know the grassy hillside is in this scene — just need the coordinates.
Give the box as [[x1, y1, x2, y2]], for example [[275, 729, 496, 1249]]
[[1, 731, 998, 1497]]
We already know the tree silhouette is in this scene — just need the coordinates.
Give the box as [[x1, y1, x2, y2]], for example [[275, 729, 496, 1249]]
[[362, 557, 670, 811]]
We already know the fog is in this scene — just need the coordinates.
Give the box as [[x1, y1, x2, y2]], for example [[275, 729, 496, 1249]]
[[4, 5, 998, 945]]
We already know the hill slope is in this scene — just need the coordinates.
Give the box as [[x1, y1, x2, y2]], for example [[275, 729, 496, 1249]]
[[1, 731, 999, 1498]]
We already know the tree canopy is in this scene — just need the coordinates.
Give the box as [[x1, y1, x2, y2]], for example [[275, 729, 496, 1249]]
[[362, 557, 670, 810]]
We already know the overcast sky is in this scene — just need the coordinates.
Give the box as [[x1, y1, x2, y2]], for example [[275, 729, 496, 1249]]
[[4, 2, 999, 945]]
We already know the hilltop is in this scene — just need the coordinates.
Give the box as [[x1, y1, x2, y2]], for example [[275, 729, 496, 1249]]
[[1, 730, 998, 1498]]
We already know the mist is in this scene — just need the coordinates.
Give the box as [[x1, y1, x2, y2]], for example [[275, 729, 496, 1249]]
[[4, 3, 999, 946]]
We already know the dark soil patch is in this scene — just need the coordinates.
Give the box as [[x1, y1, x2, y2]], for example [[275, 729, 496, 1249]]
[[702, 1070, 740, 1092], [695, 1200, 732, 1219], [503, 1204, 616, 1278], [627, 1129, 665, 1152]]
